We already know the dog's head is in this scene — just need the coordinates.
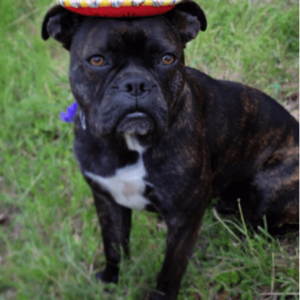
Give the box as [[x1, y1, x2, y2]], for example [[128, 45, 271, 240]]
[[42, 1, 206, 139]]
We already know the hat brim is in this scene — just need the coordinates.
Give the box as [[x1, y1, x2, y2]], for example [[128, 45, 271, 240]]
[[63, 5, 176, 17]]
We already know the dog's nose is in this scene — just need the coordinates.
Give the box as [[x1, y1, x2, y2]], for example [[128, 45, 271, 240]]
[[120, 78, 150, 97]]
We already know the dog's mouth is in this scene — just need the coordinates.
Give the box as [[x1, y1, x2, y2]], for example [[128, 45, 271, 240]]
[[116, 112, 155, 136]]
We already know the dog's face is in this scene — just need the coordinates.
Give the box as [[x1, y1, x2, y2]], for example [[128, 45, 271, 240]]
[[70, 17, 184, 138], [42, 1, 206, 139]]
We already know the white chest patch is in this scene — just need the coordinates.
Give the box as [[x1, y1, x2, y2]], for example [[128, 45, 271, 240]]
[[85, 134, 150, 210]]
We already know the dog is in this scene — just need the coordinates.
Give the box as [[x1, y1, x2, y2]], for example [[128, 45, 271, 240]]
[[42, 1, 299, 299]]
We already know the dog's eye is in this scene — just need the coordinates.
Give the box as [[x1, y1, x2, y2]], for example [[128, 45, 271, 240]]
[[162, 54, 175, 65], [89, 56, 104, 66]]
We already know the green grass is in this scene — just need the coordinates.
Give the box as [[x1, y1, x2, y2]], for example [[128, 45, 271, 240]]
[[0, 0, 298, 299]]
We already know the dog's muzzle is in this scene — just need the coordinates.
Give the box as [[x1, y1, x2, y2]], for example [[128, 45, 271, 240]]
[[87, 68, 168, 138], [116, 112, 154, 136]]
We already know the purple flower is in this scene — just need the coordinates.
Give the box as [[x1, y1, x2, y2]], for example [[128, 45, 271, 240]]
[[60, 102, 78, 123]]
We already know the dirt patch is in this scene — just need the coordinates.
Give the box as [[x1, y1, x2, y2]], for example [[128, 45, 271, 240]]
[[284, 90, 299, 121]]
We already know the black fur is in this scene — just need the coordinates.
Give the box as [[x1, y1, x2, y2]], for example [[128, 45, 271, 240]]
[[42, 2, 299, 299]]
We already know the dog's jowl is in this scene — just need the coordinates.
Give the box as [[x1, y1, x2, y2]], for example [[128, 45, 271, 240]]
[[42, 2, 299, 299]]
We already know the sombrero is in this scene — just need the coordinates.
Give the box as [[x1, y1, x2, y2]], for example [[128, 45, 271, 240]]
[[56, 0, 182, 17]]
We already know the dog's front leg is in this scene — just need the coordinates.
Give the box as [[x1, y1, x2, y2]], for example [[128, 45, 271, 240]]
[[149, 206, 207, 300], [92, 190, 132, 284]]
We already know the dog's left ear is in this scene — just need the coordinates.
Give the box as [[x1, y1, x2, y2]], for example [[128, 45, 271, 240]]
[[42, 5, 84, 50], [164, 0, 207, 47]]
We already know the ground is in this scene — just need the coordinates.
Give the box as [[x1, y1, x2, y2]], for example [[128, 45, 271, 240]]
[[0, 0, 298, 299]]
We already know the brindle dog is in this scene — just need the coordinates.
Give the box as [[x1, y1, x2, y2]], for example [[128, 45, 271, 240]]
[[42, 1, 299, 299]]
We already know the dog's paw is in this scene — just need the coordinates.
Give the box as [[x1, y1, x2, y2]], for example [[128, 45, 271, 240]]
[[95, 269, 118, 284]]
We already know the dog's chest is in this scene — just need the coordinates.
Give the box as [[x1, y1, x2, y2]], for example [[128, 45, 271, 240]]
[[85, 134, 150, 210]]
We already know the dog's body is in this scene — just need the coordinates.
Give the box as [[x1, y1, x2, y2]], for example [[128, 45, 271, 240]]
[[42, 2, 299, 299]]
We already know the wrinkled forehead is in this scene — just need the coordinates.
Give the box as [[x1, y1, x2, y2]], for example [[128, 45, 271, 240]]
[[72, 16, 180, 57]]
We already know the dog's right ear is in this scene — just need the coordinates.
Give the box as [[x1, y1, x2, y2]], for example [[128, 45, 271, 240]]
[[42, 5, 84, 50]]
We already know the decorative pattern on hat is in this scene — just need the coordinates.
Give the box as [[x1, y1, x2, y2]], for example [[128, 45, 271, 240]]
[[70, 0, 81, 7], [110, 0, 125, 8], [57, 0, 182, 7], [56, 0, 182, 17], [131, 0, 145, 6], [86, 0, 102, 7]]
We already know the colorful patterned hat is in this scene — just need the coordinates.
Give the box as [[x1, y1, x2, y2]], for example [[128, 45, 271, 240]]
[[56, 0, 182, 17]]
